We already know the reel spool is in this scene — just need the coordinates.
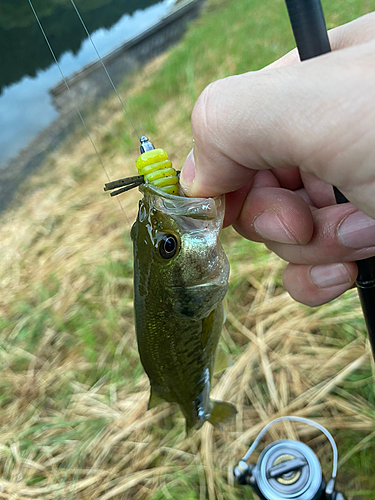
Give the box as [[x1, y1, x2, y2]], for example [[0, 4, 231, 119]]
[[234, 416, 346, 500]]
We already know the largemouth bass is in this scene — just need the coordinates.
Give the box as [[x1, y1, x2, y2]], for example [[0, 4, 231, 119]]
[[131, 183, 237, 432]]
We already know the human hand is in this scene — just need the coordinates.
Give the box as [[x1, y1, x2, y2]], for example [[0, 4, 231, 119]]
[[180, 13, 375, 307]]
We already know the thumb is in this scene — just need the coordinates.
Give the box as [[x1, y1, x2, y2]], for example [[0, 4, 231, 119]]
[[180, 40, 375, 218], [180, 142, 257, 198]]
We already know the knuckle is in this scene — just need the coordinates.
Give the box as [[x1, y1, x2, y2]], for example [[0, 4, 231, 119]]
[[191, 81, 222, 145]]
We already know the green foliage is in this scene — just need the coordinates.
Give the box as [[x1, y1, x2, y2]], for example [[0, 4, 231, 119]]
[[149, 470, 201, 499], [337, 431, 375, 497]]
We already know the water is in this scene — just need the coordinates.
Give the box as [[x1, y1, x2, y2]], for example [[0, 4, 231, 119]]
[[0, 0, 175, 169]]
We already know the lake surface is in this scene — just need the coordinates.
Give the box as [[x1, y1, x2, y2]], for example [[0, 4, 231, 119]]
[[0, 0, 175, 169]]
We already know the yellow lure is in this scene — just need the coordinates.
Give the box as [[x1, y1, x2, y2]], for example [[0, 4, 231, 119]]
[[136, 148, 179, 195], [103, 136, 179, 197]]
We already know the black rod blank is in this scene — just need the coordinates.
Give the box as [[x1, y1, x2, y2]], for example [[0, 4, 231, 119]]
[[285, 0, 331, 59], [285, 0, 375, 360]]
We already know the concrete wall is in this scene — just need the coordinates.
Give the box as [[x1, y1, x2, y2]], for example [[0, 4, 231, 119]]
[[50, 0, 205, 112]]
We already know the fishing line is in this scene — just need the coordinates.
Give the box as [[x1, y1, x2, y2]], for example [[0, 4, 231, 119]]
[[69, 0, 140, 141], [27, 0, 130, 224]]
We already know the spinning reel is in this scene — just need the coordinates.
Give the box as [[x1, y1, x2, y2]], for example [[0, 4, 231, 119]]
[[234, 416, 346, 500]]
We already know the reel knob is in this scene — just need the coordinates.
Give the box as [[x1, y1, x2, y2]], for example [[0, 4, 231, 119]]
[[255, 440, 324, 500]]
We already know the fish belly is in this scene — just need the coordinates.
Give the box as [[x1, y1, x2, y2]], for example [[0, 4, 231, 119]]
[[135, 296, 223, 425]]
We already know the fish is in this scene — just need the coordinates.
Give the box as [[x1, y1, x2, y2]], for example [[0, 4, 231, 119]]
[[131, 182, 237, 433]]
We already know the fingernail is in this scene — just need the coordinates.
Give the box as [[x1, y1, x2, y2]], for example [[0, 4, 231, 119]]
[[310, 263, 351, 289], [180, 148, 196, 193], [253, 212, 298, 244], [338, 211, 375, 248]]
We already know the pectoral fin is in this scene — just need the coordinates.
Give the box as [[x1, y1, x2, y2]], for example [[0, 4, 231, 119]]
[[214, 346, 233, 374], [148, 387, 165, 410], [208, 400, 237, 427]]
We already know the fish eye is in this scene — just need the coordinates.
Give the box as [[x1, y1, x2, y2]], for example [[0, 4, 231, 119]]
[[159, 234, 178, 259]]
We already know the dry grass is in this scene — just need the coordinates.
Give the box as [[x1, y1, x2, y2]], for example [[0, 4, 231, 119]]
[[1, 0, 374, 498], [0, 106, 373, 497]]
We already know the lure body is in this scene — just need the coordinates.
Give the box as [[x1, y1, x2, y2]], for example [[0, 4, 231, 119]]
[[136, 148, 179, 195], [131, 184, 236, 432], [104, 136, 179, 196]]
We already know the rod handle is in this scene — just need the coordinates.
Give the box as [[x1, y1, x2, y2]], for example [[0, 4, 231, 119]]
[[285, 0, 375, 360]]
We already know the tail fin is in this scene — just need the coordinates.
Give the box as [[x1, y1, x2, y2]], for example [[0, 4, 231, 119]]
[[208, 400, 237, 427], [184, 401, 237, 434]]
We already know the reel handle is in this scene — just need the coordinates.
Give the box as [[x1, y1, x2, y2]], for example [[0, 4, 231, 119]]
[[241, 416, 338, 480]]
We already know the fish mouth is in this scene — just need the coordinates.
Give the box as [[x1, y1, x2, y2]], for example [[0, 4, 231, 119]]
[[171, 270, 228, 291], [172, 282, 226, 290], [141, 184, 222, 221], [171, 282, 228, 319]]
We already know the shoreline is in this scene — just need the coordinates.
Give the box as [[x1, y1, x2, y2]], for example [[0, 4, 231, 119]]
[[0, 109, 81, 213], [0, 0, 204, 214]]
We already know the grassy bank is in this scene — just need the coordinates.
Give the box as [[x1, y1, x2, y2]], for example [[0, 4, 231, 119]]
[[0, 0, 374, 498]]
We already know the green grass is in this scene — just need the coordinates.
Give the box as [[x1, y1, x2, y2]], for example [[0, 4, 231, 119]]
[[0, 0, 374, 498]]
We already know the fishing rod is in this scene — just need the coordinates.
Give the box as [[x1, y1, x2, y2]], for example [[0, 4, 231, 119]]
[[284, 0, 375, 362], [233, 3, 373, 498]]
